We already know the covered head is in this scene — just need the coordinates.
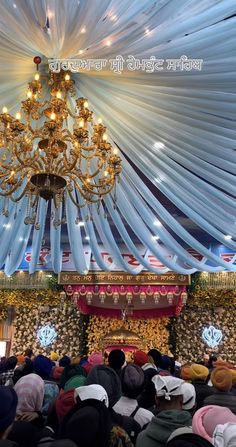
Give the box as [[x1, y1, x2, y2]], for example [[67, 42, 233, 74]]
[[108, 349, 126, 371], [182, 382, 196, 411], [213, 422, 236, 447], [133, 350, 149, 367], [192, 405, 236, 443], [87, 352, 103, 367], [4, 356, 17, 371], [190, 364, 209, 382], [211, 367, 232, 392], [59, 355, 71, 367], [14, 373, 45, 413], [75, 384, 109, 408], [0, 386, 18, 432], [152, 375, 184, 410], [33, 354, 53, 379], [50, 352, 59, 362], [147, 349, 162, 368], [64, 375, 86, 392], [85, 365, 121, 407], [65, 399, 111, 447], [121, 364, 145, 398], [180, 364, 192, 381]]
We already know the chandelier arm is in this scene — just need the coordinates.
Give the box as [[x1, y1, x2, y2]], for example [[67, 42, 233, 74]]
[[67, 189, 87, 208], [10, 183, 30, 202], [0, 180, 25, 197]]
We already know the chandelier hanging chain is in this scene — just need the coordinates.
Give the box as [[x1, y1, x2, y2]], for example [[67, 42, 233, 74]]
[[0, 58, 122, 226]]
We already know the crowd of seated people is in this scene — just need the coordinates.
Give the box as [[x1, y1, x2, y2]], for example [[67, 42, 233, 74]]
[[0, 347, 236, 446]]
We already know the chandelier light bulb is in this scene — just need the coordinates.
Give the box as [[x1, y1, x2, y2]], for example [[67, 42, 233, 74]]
[[86, 177, 91, 183], [56, 91, 62, 99], [65, 74, 70, 81], [79, 119, 84, 128], [98, 117, 102, 124], [113, 148, 118, 155], [103, 133, 108, 141], [104, 170, 108, 177], [2, 107, 8, 114], [84, 101, 88, 108], [34, 73, 40, 81], [50, 112, 56, 120], [15, 112, 21, 120], [27, 91, 32, 98]]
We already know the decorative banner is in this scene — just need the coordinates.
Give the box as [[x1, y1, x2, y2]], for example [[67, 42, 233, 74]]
[[198, 272, 236, 289], [5, 244, 236, 272], [58, 271, 190, 285], [36, 324, 57, 347], [202, 325, 223, 348]]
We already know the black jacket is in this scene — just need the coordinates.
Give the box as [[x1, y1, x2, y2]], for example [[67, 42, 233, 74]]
[[192, 380, 215, 410]]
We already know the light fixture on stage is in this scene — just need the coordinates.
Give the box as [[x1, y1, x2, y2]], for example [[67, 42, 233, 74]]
[[202, 325, 223, 348], [153, 292, 160, 304], [0, 57, 122, 228]]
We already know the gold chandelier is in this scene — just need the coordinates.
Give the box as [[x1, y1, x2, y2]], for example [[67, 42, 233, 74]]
[[0, 59, 122, 221]]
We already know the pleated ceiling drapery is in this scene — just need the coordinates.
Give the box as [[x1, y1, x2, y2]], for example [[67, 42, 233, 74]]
[[0, 0, 235, 274]]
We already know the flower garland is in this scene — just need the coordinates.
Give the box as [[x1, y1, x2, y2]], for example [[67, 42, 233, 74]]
[[188, 286, 236, 308], [0, 307, 7, 321], [86, 316, 170, 354], [173, 307, 236, 363], [12, 304, 85, 357], [0, 290, 61, 308]]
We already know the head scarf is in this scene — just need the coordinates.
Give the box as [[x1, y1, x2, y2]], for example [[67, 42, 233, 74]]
[[190, 364, 209, 381], [59, 356, 71, 367], [182, 382, 196, 410], [65, 399, 111, 447], [33, 355, 53, 379], [75, 384, 109, 408], [14, 373, 44, 413], [56, 390, 76, 424], [85, 365, 121, 407], [17, 355, 25, 365], [64, 375, 86, 392], [108, 349, 126, 371], [50, 352, 59, 362], [88, 352, 103, 367], [211, 367, 232, 392], [213, 422, 236, 447], [133, 350, 149, 367], [152, 375, 184, 400], [192, 405, 236, 443]]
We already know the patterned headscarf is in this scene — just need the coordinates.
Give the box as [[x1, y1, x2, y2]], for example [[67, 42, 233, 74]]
[[14, 373, 45, 413]]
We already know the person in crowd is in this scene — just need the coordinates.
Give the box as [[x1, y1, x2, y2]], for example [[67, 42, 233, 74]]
[[0, 356, 17, 386], [137, 367, 158, 410], [212, 422, 236, 446], [133, 351, 149, 368], [50, 352, 59, 364], [12, 358, 34, 385], [59, 355, 71, 368], [190, 364, 215, 410], [180, 364, 192, 382], [136, 376, 192, 447], [64, 375, 86, 392], [24, 348, 33, 360], [14, 373, 45, 427], [61, 384, 134, 447], [0, 386, 18, 443], [182, 382, 196, 415], [159, 355, 172, 375], [87, 352, 103, 368], [108, 349, 126, 376], [8, 421, 55, 447], [33, 355, 54, 381], [113, 364, 153, 428], [192, 405, 236, 444], [60, 362, 86, 389], [166, 431, 214, 446], [203, 367, 236, 413], [147, 349, 162, 371], [85, 366, 141, 442]]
